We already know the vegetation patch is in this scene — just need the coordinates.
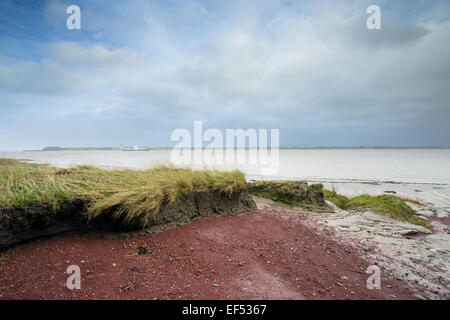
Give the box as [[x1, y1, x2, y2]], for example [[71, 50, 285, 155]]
[[323, 189, 351, 209], [322, 187, 429, 228], [0, 159, 256, 249], [248, 179, 428, 228], [0, 159, 247, 224], [247, 180, 329, 211]]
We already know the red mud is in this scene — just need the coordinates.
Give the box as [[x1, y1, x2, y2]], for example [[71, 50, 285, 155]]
[[429, 216, 450, 234], [0, 208, 417, 300]]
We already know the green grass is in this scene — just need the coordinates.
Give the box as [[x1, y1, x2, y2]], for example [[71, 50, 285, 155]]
[[248, 180, 429, 228], [322, 187, 429, 228], [323, 189, 351, 209], [247, 180, 327, 210], [0, 159, 246, 226]]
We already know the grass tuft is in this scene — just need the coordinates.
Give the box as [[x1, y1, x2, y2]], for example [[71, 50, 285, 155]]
[[322, 187, 429, 227], [247, 180, 327, 210], [323, 189, 351, 209], [248, 180, 429, 228], [0, 159, 247, 226]]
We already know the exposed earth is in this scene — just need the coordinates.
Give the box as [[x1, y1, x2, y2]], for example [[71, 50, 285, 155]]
[[0, 196, 428, 300]]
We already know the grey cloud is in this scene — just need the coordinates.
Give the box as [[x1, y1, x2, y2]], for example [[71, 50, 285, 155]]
[[0, 0, 449, 149]]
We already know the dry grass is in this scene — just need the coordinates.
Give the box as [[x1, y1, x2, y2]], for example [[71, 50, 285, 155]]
[[0, 159, 246, 225], [397, 196, 425, 206], [0, 250, 10, 268]]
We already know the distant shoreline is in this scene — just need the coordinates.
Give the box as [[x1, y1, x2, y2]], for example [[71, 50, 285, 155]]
[[18, 146, 450, 152]]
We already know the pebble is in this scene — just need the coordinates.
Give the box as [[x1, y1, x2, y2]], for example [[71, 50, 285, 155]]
[[213, 284, 219, 287], [112, 263, 116, 267]]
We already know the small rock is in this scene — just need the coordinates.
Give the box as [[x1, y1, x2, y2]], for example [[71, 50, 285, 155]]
[[213, 284, 219, 287], [112, 263, 116, 267], [137, 246, 149, 255]]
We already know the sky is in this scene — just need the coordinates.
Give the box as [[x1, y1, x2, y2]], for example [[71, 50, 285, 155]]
[[0, 0, 449, 150]]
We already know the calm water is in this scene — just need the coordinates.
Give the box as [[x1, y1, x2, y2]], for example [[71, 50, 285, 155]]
[[2, 149, 449, 215]]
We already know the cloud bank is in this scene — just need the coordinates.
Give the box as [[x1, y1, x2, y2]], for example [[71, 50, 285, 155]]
[[0, 0, 449, 150]]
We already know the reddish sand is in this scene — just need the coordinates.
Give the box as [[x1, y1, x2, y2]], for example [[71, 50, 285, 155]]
[[0, 207, 416, 300]]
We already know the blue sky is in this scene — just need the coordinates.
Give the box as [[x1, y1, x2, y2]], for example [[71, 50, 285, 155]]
[[0, 0, 449, 150]]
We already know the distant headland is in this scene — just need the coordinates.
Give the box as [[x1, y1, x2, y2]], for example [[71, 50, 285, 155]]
[[22, 145, 167, 152]]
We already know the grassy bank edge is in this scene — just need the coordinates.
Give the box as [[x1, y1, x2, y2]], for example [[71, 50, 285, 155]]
[[323, 187, 429, 228], [248, 180, 429, 228], [0, 159, 247, 227]]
